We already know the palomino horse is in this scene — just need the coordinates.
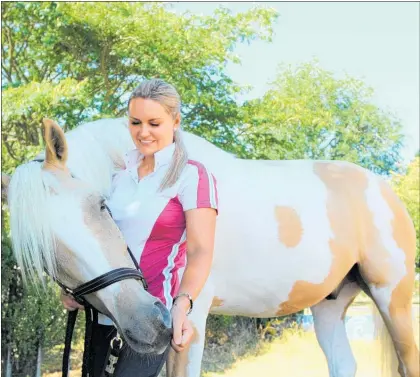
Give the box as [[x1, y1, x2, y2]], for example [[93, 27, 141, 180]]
[[2, 118, 418, 377]]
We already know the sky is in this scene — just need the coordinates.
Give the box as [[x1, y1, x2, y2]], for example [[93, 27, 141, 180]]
[[169, 2, 419, 164]]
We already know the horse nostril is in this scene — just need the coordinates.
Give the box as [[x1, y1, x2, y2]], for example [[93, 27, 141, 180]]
[[154, 300, 171, 328]]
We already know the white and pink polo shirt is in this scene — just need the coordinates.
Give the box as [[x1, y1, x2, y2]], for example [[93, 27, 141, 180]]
[[106, 142, 218, 309]]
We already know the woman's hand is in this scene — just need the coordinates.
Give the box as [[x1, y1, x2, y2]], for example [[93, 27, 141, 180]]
[[171, 300, 194, 352], [60, 290, 84, 311]]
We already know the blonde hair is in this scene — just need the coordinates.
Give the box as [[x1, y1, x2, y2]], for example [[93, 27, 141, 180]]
[[129, 79, 188, 191]]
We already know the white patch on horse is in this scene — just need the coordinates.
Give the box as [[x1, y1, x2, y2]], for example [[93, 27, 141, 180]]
[[209, 161, 335, 317]]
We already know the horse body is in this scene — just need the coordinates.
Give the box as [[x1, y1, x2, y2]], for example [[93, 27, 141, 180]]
[[70, 118, 418, 376], [208, 157, 412, 320], [4, 118, 418, 377]]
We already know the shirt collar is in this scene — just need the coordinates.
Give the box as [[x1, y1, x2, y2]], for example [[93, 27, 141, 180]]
[[123, 143, 176, 171]]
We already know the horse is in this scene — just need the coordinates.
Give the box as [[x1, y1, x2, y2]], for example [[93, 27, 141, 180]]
[[2, 117, 418, 377]]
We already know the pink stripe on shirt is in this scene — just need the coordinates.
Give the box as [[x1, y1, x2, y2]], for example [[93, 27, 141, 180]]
[[139, 197, 186, 305], [187, 160, 211, 207]]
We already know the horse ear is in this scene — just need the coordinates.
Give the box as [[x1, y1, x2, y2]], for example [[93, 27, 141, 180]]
[[1, 173, 11, 202], [43, 119, 68, 168]]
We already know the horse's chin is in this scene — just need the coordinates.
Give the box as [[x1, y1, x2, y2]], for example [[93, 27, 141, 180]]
[[128, 342, 169, 356], [121, 328, 172, 355]]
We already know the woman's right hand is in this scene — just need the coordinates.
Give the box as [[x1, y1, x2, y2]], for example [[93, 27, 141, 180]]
[[60, 290, 84, 311]]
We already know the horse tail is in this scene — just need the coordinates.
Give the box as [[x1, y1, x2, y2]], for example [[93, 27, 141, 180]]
[[371, 301, 399, 377]]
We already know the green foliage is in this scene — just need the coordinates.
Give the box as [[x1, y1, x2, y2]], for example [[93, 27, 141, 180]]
[[240, 61, 404, 175], [391, 156, 420, 267], [2, 79, 91, 172]]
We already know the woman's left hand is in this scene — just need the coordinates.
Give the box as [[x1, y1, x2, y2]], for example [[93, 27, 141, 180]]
[[171, 303, 194, 352]]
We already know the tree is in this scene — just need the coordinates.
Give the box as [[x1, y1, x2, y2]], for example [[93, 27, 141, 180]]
[[239, 61, 404, 175], [391, 156, 420, 267]]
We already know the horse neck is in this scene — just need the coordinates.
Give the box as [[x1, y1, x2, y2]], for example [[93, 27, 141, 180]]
[[74, 117, 134, 170], [182, 131, 236, 177]]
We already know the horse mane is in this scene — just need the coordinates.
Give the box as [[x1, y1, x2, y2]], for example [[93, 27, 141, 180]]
[[34, 117, 133, 198], [8, 162, 59, 283]]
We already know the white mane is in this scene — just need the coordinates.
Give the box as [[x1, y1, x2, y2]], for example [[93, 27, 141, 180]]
[[8, 162, 59, 282], [35, 118, 133, 198]]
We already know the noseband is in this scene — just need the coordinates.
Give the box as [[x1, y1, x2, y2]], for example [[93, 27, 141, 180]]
[[56, 248, 148, 303], [32, 159, 148, 377]]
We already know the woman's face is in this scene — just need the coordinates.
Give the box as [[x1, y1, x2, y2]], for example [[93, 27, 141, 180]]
[[128, 98, 180, 157]]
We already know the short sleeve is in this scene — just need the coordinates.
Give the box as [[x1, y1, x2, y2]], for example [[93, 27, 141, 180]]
[[178, 161, 218, 213]]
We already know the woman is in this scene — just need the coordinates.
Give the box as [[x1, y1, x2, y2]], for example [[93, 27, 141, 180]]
[[61, 78, 218, 376]]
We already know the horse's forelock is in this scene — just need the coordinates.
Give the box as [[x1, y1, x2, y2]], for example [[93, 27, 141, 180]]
[[8, 162, 58, 283]]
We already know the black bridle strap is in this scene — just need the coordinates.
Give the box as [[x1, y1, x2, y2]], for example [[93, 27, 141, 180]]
[[72, 267, 147, 297], [82, 307, 98, 377], [127, 246, 140, 270], [62, 310, 78, 376]]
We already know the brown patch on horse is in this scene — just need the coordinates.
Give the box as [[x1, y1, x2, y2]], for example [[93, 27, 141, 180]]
[[166, 324, 200, 377], [274, 206, 303, 247], [211, 296, 224, 308], [277, 162, 389, 315], [317, 162, 395, 287]]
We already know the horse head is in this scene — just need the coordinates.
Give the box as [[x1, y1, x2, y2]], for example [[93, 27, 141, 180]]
[[2, 119, 172, 355]]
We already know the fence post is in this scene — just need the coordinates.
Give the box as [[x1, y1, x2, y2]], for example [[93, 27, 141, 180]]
[[35, 344, 42, 377], [5, 346, 12, 377]]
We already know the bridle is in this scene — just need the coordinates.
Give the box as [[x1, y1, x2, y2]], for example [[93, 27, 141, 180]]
[[32, 159, 148, 377]]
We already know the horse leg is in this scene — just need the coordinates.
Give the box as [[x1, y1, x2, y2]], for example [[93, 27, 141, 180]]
[[364, 281, 419, 377], [358, 178, 419, 377], [310, 280, 361, 377], [166, 282, 214, 377]]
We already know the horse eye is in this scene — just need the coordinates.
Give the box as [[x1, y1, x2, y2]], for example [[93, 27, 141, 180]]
[[100, 201, 106, 211]]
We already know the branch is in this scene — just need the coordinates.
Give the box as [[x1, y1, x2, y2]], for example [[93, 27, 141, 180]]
[[3, 140, 20, 162], [4, 25, 29, 83], [100, 43, 110, 106], [4, 26, 18, 81], [2, 64, 13, 82], [14, 40, 28, 60]]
